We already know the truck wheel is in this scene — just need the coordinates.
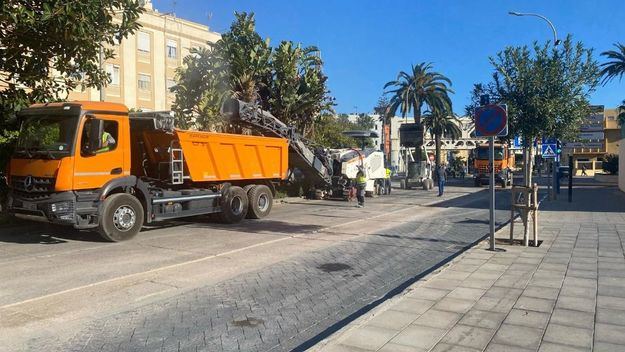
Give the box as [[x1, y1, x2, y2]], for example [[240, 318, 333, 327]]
[[218, 186, 248, 223], [400, 179, 406, 189], [243, 184, 255, 193], [422, 181, 429, 190], [98, 193, 144, 242], [247, 185, 273, 219]]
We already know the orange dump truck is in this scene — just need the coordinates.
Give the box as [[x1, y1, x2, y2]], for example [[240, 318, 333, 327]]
[[473, 143, 514, 188], [7, 101, 288, 241]]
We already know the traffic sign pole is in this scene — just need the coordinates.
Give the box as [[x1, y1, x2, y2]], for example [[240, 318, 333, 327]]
[[489, 136, 496, 251]]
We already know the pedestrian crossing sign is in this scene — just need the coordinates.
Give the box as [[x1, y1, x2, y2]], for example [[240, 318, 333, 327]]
[[542, 144, 557, 158]]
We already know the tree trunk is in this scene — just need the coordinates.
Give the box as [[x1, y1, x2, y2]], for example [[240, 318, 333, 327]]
[[435, 134, 442, 169], [413, 102, 421, 125]]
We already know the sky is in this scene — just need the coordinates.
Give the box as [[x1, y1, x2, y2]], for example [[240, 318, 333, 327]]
[[153, 0, 625, 116]]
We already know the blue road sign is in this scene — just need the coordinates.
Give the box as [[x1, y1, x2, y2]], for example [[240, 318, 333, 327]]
[[542, 144, 557, 158], [475, 105, 508, 137]]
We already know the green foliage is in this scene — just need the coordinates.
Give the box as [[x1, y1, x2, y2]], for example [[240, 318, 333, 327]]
[[172, 12, 334, 135], [373, 95, 392, 124], [422, 106, 461, 167], [602, 154, 618, 175], [468, 36, 599, 143], [600, 43, 625, 85], [311, 114, 360, 148], [0, 0, 143, 168], [384, 63, 453, 124], [617, 100, 625, 127], [355, 113, 375, 130]]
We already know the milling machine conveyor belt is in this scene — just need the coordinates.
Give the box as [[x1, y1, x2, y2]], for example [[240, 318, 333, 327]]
[[221, 99, 332, 187]]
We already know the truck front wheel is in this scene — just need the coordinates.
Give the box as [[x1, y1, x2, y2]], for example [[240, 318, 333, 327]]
[[218, 186, 248, 223], [98, 193, 144, 242], [247, 185, 273, 219]]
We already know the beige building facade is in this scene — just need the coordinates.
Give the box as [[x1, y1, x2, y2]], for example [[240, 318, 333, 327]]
[[563, 106, 621, 175], [68, 0, 220, 111]]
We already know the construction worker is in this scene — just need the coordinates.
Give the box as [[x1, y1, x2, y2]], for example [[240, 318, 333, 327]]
[[384, 167, 392, 195], [355, 169, 367, 208], [97, 129, 116, 153]]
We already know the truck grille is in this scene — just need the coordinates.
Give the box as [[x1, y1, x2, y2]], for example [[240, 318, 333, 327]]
[[11, 176, 56, 199]]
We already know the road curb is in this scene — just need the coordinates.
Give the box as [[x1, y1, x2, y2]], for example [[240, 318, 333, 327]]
[[295, 211, 514, 351]]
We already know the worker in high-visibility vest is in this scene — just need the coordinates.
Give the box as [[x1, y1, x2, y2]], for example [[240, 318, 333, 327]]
[[96, 130, 116, 153], [384, 167, 392, 195], [355, 169, 367, 208]]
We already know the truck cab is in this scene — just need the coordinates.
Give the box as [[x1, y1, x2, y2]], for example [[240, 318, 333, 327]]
[[472, 143, 514, 187]]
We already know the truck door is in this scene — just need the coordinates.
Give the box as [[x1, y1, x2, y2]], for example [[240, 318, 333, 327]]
[[73, 115, 126, 190]]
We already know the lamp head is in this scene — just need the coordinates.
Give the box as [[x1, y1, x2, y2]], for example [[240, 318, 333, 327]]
[[508, 11, 522, 16]]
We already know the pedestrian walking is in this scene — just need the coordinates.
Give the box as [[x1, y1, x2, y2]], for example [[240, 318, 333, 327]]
[[437, 164, 446, 197], [581, 164, 588, 176], [384, 167, 392, 195], [355, 169, 367, 208]]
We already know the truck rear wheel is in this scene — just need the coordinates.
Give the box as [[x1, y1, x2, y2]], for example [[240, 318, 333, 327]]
[[247, 185, 273, 219], [98, 193, 144, 242], [218, 186, 248, 223]]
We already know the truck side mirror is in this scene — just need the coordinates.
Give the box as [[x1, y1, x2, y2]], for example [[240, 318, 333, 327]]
[[85, 116, 104, 155]]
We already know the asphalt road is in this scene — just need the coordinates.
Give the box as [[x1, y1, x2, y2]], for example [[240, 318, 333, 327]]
[[0, 179, 513, 352]]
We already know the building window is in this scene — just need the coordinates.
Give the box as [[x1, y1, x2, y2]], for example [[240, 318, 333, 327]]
[[166, 79, 176, 90], [167, 39, 177, 59], [138, 74, 151, 90], [106, 64, 120, 85], [137, 31, 150, 53]]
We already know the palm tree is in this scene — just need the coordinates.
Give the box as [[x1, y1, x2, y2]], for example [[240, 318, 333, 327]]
[[600, 43, 625, 85], [384, 63, 453, 126], [422, 105, 462, 168]]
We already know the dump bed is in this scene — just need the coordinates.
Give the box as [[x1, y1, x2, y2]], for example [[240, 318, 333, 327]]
[[175, 129, 289, 183]]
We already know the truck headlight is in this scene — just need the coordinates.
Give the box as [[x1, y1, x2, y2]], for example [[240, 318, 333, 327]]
[[50, 201, 72, 213]]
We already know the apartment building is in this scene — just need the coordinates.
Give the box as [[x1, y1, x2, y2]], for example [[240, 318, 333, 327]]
[[68, 0, 220, 111], [563, 105, 621, 175]]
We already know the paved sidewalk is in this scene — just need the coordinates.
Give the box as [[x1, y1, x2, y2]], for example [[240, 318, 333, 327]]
[[314, 186, 625, 352]]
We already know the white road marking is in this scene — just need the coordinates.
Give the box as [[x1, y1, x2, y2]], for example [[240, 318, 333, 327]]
[[0, 201, 428, 310], [2, 187, 492, 311]]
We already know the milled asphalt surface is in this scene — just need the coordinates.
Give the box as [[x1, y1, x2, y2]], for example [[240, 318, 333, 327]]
[[0, 179, 512, 352]]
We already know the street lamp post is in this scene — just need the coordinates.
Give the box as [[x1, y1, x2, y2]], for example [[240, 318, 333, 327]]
[[508, 11, 561, 46]]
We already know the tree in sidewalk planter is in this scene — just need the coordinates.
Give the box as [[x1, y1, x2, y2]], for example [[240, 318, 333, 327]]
[[384, 63, 453, 126], [0, 0, 144, 169], [466, 36, 600, 186], [422, 105, 462, 168], [172, 12, 334, 136]]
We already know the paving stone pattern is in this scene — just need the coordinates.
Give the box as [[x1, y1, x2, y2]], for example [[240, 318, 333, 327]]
[[61, 195, 509, 352], [319, 186, 625, 352]]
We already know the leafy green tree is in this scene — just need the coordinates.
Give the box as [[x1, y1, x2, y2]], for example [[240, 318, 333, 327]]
[[355, 113, 375, 130], [269, 41, 333, 135], [384, 63, 453, 126], [600, 43, 625, 84], [602, 154, 618, 175], [172, 12, 334, 135], [467, 36, 599, 185], [0, 0, 143, 167], [617, 100, 625, 125], [422, 107, 461, 168], [310, 114, 359, 148], [171, 47, 224, 130]]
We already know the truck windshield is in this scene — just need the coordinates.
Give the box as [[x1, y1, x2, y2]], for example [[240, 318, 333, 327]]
[[476, 147, 504, 160], [15, 115, 78, 159]]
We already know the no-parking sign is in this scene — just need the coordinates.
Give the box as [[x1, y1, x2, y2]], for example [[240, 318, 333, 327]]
[[475, 105, 508, 137]]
